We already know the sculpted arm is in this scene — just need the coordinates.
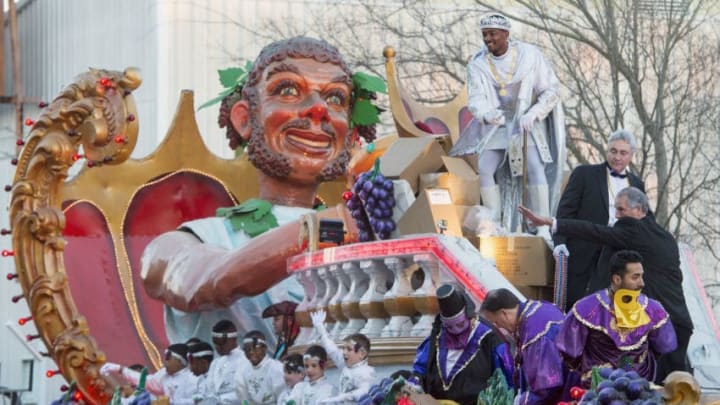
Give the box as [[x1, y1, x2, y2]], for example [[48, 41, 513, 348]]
[[142, 205, 356, 312]]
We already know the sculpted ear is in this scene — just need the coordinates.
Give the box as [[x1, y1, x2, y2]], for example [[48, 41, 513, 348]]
[[230, 100, 252, 141]]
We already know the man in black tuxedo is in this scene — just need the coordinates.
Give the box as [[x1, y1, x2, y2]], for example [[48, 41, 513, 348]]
[[554, 129, 646, 308], [520, 187, 693, 383]]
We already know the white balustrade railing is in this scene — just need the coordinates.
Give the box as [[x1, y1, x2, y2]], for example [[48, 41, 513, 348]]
[[289, 235, 523, 345]]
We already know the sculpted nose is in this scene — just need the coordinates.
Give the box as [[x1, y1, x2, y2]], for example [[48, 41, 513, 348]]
[[301, 95, 329, 123]]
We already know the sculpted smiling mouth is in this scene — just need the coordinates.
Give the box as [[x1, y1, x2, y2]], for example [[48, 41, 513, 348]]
[[285, 129, 333, 150]]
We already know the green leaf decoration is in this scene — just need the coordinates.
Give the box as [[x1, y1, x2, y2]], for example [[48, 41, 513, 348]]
[[352, 99, 382, 126], [476, 368, 514, 405], [590, 366, 603, 390], [380, 377, 406, 405], [199, 61, 253, 110], [216, 199, 279, 237], [134, 367, 148, 396], [353, 71, 387, 94], [197, 86, 236, 110], [218, 67, 246, 88]]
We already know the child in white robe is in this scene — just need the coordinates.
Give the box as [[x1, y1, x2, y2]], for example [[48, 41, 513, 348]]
[[187, 341, 214, 403], [288, 345, 337, 405], [311, 310, 376, 404], [276, 354, 305, 405], [235, 330, 285, 404]]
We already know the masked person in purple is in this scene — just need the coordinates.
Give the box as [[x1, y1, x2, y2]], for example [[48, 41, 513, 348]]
[[412, 284, 512, 405], [556, 250, 677, 386], [481, 288, 576, 405]]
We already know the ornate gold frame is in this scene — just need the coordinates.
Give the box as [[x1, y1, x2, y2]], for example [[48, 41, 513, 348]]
[[383, 46, 468, 147]]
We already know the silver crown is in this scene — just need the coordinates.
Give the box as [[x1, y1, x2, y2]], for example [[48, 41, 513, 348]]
[[479, 13, 511, 31]]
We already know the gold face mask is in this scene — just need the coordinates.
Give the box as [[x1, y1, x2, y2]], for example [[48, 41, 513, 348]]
[[614, 289, 650, 328]]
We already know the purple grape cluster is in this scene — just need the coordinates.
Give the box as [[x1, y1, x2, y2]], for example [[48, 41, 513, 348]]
[[580, 367, 663, 405], [347, 171, 396, 241]]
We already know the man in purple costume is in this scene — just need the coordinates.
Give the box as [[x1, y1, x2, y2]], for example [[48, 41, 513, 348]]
[[556, 250, 677, 386], [481, 288, 576, 405], [413, 284, 512, 405]]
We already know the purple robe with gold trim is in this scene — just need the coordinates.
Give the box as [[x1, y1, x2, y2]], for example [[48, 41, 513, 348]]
[[514, 300, 575, 405], [556, 289, 677, 386]]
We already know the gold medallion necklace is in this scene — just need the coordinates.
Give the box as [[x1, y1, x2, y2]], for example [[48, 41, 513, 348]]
[[486, 45, 517, 97]]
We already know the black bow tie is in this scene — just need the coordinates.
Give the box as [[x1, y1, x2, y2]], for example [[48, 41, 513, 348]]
[[606, 162, 628, 179]]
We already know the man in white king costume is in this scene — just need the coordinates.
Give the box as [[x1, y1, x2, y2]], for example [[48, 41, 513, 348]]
[[140, 36, 370, 346], [450, 13, 566, 238]]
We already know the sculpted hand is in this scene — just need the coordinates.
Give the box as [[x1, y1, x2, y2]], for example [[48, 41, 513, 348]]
[[310, 309, 328, 335], [518, 205, 552, 227], [483, 110, 506, 126], [100, 362, 122, 376], [553, 244, 570, 259], [520, 112, 536, 132]]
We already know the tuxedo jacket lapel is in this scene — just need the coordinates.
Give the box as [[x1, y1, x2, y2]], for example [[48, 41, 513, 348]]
[[597, 164, 609, 213]]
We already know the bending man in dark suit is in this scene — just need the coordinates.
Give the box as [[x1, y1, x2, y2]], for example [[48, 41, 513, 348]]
[[520, 187, 693, 384], [554, 129, 646, 308]]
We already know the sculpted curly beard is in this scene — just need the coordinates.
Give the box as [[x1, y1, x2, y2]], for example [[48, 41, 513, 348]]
[[245, 113, 351, 183]]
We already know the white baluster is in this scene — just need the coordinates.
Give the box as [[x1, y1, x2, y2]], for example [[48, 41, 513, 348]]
[[327, 264, 348, 339], [294, 270, 316, 345], [381, 257, 415, 337], [358, 260, 391, 337], [339, 261, 368, 336], [410, 253, 440, 337], [305, 268, 328, 342], [317, 266, 338, 339]]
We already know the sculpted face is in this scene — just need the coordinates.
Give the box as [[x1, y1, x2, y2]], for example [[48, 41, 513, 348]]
[[233, 58, 351, 185]]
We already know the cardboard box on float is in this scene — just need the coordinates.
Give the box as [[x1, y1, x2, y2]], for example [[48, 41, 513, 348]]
[[477, 236, 553, 287], [379, 137, 444, 193], [419, 156, 480, 206], [397, 188, 465, 237]]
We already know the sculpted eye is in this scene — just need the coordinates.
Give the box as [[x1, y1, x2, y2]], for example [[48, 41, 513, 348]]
[[271, 79, 300, 97], [280, 86, 298, 96], [325, 90, 347, 106], [326, 94, 342, 105]]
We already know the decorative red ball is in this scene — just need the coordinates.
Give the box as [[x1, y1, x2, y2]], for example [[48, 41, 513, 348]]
[[38, 101, 48, 108], [99, 76, 112, 87], [569, 386, 586, 400], [114, 135, 126, 144], [11, 158, 18, 165], [126, 114, 136, 122], [342, 190, 353, 201], [24, 118, 34, 126], [16, 139, 25, 146]]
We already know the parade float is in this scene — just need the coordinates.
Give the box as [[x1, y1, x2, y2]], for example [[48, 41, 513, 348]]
[[5, 44, 720, 405]]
